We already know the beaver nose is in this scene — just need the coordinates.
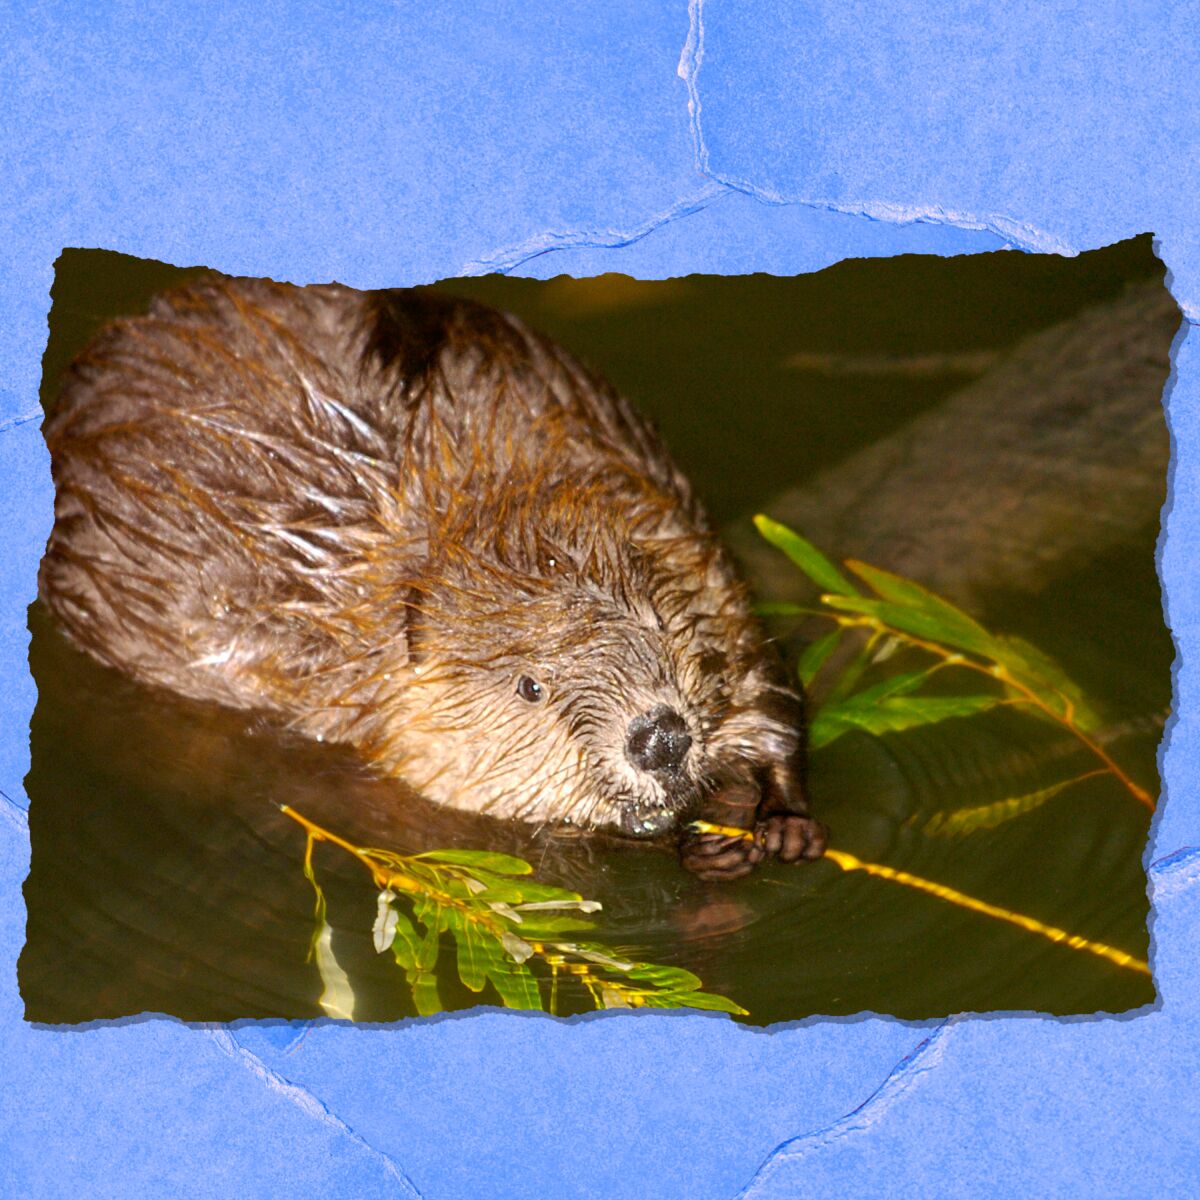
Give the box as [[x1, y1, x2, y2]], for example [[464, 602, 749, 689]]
[[625, 706, 692, 774]]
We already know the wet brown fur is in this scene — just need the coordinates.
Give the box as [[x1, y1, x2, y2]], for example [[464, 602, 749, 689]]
[[40, 276, 825, 871]]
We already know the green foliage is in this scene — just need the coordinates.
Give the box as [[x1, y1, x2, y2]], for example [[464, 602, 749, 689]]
[[599, 962, 745, 1012], [415, 848, 533, 874], [755, 515, 1152, 811], [283, 807, 748, 1019], [811, 691, 1004, 749], [796, 628, 842, 688], [753, 515, 860, 598], [756, 516, 1104, 747], [917, 772, 1106, 837]]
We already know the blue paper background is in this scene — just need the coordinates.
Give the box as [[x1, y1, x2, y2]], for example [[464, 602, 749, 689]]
[[2, 2, 1198, 1195]]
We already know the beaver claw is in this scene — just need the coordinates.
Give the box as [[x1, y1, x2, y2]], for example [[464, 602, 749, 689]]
[[680, 814, 828, 882], [758, 813, 827, 863]]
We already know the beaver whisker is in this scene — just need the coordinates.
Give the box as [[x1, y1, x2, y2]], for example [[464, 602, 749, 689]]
[[475, 754, 579, 823], [507, 761, 584, 825]]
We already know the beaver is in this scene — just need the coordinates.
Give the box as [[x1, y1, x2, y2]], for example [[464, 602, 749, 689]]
[[38, 275, 826, 880]]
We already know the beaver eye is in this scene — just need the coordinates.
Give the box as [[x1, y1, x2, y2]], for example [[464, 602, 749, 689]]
[[516, 675, 545, 703]]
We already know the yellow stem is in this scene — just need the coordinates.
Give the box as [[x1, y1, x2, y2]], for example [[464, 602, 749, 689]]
[[280, 805, 506, 940], [282, 805, 425, 894], [827, 847, 1150, 976], [688, 822, 1149, 976]]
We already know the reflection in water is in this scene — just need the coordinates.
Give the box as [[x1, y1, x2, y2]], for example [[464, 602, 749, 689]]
[[21, 603, 1155, 1025]]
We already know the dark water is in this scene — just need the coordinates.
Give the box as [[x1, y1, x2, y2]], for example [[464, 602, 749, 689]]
[[20, 241, 1168, 1024], [20, 605, 1158, 1023]]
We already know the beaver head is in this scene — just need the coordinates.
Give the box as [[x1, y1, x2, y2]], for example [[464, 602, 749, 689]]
[[363, 465, 801, 839]]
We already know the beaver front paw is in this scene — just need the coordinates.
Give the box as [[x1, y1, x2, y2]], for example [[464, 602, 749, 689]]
[[679, 813, 828, 881], [757, 812, 827, 864], [680, 827, 766, 881]]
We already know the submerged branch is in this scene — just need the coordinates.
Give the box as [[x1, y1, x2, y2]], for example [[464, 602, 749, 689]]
[[689, 821, 1149, 977]]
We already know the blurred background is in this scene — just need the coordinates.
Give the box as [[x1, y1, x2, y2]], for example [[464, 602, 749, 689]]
[[44, 237, 1165, 522]]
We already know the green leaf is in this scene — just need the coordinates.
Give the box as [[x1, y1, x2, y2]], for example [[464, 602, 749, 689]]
[[486, 960, 544, 1010], [824, 593, 996, 660], [467, 874, 592, 906], [508, 914, 597, 936], [622, 962, 704, 991], [844, 668, 938, 704], [754, 515, 859, 597], [388, 907, 425, 979], [992, 634, 1104, 731], [810, 693, 1005, 749], [639, 990, 748, 1015], [921, 772, 1105, 837], [450, 913, 489, 992], [414, 849, 533, 875], [411, 971, 442, 1016], [797, 628, 842, 687], [847, 560, 991, 639], [416, 923, 440, 972]]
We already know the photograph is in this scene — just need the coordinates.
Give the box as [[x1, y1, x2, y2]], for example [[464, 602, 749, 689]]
[[20, 236, 1173, 1025], [5, 5, 1200, 1197]]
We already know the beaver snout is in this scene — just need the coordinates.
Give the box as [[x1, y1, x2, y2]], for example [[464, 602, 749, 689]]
[[625, 706, 692, 775]]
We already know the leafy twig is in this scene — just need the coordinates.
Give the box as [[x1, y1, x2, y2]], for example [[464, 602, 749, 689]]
[[281, 806, 747, 1018], [753, 515, 1154, 810]]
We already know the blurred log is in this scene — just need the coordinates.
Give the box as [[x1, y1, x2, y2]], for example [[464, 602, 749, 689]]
[[727, 277, 1178, 611]]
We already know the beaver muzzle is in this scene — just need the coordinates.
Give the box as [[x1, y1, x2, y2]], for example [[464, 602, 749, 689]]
[[625, 705, 692, 776]]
